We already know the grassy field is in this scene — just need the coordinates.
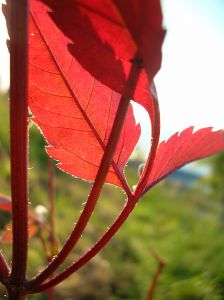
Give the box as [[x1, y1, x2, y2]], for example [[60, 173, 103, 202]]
[[1, 91, 224, 299]]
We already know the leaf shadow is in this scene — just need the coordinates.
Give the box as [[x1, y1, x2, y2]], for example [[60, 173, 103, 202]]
[[37, 0, 133, 95]]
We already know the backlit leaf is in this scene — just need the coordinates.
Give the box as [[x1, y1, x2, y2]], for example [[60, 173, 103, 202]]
[[0, 194, 12, 212], [28, 1, 165, 191], [1, 214, 39, 243], [145, 127, 224, 192]]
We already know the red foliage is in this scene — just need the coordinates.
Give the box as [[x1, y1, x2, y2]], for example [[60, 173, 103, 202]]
[[29, 16, 141, 189], [0, 194, 12, 212], [28, 0, 166, 190], [1, 0, 224, 297], [29, 0, 165, 117], [1, 216, 38, 243], [145, 127, 224, 191], [0, 195, 41, 243]]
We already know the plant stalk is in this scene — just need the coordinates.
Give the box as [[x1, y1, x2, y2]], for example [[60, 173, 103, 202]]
[[26, 81, 160, 294], [27, 199, 137, 293], [48, 157, 58, 255], [30, 13, 132, 198], [7, 288, 26, 300], [26, 59, 141, 290], [47, 287, 54, 300], [47, 157, 57, 300], [9, 0, 29, 290], [145, 249, 167, 300], [134, 83, 160, 198]]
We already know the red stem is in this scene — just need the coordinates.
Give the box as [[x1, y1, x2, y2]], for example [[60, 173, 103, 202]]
[[145, 249, 167, 300], [26, 87, 160, 293], [10, 0, 29, 287], [27, 85, 161, 293], [7, 288, 26, 300], [38, 230, 50, 260], [26, 61, 141, 290], [48, 157, 56, 300], [48, 157, 57, 254], [134, 84, 160, 198], [30, 13, 132, 198], [26, 198, 137, 293], [38, 230, 55, 299], [49, 158, 55, 235], [47, 288, 55, 300]]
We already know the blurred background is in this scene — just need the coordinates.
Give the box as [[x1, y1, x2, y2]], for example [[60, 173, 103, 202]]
[[0, 0, 224, 299]]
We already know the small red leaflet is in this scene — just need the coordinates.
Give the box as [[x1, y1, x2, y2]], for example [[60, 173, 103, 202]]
[[144, 127, 224, 192]]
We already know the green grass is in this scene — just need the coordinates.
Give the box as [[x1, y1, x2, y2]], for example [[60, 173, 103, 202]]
[[1, 91, 224, 299]]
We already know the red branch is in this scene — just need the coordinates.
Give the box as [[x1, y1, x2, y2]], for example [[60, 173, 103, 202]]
[[26, 199, 136, 293], [30, 13, 132, 198], [48, 157, 58, 255], [9, 0, 29, 287], [134, 83, 160, 198], [145, 249, 167, 300], [26, 89, 161, 293], [26, 60, 141, 290]]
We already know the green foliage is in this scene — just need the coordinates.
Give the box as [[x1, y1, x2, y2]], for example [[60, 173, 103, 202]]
[[209, 152, 224, 201], [0, 91, 10, 152], [0, 91, 10, 196]]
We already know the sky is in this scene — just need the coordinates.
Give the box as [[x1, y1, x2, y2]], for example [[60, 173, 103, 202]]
[[0, 0, 224, 153], [158, 0, 224, 135], [135, 0, 224, 151]]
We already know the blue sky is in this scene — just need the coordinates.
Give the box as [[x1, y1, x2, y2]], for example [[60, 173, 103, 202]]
[[0, 0, 223, 153]]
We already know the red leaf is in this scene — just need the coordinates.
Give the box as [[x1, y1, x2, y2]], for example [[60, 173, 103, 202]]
[[1, 0, 10, 50], [0, 194, 12, 212], [30, 0, 164, 128], [1, 215, 38, 243], [145, 127, 224, 191], [29, 17, 141, 189], [113, 0, 165, 78], [0, 195, 40, 243], [29, 0, 165, 189]]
